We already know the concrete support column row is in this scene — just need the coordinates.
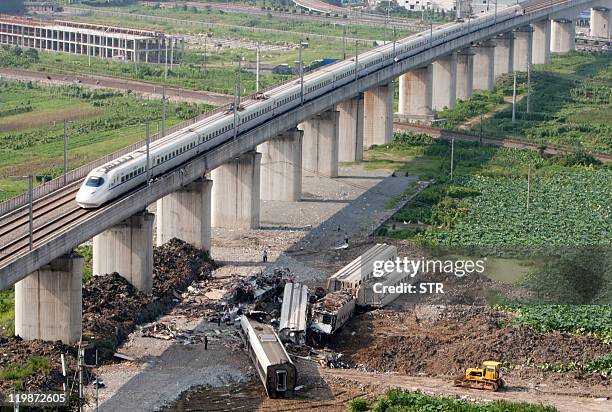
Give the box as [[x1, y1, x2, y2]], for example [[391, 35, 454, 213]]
[[398, 66, 432, 119], [590, 8, 610, 38], [156, 178, 212, 251], [211, 151, 261, 229], [551, 19, 576, 53], [514, 26, 533, 72], [363, 82, 394, 147], [432, 54, 457, 110], [93, 211, 155, 294], [15, 254, 83, 344], [473, 40, 496, 91], [532, 19, 552, 65], [494, 32, 514, 79], [456, 48, 474, 101], [299, 110, 340, 178], [258, 129, 303, 202], [337, 95, 364, 162]]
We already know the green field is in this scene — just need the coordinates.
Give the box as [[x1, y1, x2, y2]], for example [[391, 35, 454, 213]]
[[0, 78, 213, 202], [349, 389, 557, 412], [438, 52, 612, 155], [69, 3, 413, 40], [371, 133, 611, 251]]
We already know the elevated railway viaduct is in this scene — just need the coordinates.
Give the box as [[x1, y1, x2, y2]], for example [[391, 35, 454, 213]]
[[0, 0, 610, 344]]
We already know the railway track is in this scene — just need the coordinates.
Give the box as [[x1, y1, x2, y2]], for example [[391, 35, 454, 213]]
[[393, 123, 612, 163], [0, 182, 81, 241]]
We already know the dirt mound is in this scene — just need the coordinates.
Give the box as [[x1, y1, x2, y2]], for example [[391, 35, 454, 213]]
[[0, 336, 77, 392], [2, 239, 215, 393], [331, 307, 611, 378], [83, 238, 216, 359]]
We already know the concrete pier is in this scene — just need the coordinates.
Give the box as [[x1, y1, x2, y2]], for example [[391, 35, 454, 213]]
[[432, 53, 457, 111], [456, 48, 474, 101], [15, 254, 83, 344], [363, 82, 394, 146], [93, 211, 155, 293], [211, 151, 261, 229], [337, 95, 364, 162], [590, 8, 610, 38], [300, 110, 339, 177], [532, 19, 552, 65], [156, 178, 213, 251], [473, 40, 496, 91], [258, 129, 303, 202], [494, 32, 514, 78], [397, 66, 433, 120], [551, 19, 576, 53], [513, 26, 533, 72]]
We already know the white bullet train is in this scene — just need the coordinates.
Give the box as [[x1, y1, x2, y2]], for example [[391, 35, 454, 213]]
[[76, 2, 527, 208]]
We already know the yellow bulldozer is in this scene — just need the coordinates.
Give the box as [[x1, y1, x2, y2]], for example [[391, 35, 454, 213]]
[[454, 361, 505, 391]]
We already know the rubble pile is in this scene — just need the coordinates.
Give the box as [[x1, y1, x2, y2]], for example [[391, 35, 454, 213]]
[[0, 336, 78, 392], [80, 238, 215, 358], [331, 307, 611, 379]]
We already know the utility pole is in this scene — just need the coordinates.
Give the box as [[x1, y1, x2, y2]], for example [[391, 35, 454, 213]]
[[162, 87, 167, 137], [393, 26, 397, 57], [299, 41, 304, 105], [450, 138, 455, 180], [256, 42, 260, 93], [233, 58, 241, 139], [354, 41, 359, 80], [164, 41, 169, 79], [146, 122, 151, 185], [526, 61, 532, 114], [526, 163, 532, 210], [170, 38, 174, 71], [28, 175, 33, 251], [63, 120, 68, 185], [203, 36, 207, 74], [384, 1, 390, 44], [342, 25, 346, 60], [512, 71, 517, 123]]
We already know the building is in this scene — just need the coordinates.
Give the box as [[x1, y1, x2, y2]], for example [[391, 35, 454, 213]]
[[0, 15, 183, 63], [395, 0, 514, 17]]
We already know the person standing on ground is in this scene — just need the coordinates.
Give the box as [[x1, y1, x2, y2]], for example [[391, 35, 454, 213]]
[[344, 233, 349, 245], [204, 335, 208, 350], [262, 249, 268, 263]]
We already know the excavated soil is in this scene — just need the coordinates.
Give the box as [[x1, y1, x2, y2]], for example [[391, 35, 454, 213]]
[[330, 306, 611, 386], [0, 239, 215, 393]]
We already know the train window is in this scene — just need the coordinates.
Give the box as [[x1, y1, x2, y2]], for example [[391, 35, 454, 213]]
[[85, 176, 104, 187], [276, 370, 287, 392]]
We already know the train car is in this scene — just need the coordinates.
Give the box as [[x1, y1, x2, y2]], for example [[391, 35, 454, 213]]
[[239, 315, 297, 398], [357, 269, 416, 308], [76, 1, 528, 209], [278, 282, 309, 344], [310, 290, 356, 335], [327, 243, 398, 293]]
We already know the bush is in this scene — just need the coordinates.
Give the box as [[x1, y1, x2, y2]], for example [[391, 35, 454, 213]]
[[349, 397, 368, 412]]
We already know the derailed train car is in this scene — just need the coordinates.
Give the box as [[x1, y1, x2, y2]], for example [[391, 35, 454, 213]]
[[310, 290, 356, 335], [239, 315, 297, 398], [279, 282, 309, 344]]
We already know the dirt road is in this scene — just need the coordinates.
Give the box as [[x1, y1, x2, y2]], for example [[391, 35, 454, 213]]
[[321, 369, 611, 412], [0, 68, 233, 105]]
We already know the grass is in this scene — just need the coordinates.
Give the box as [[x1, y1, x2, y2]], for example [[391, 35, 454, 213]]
[[0, 78, 213, 202], [350, 389, 558, 412], [70, 3, 414, 40], [0, 288, 15, 336], [441, 52, 612, 155], [368, 133, 612, 252], [0, 357, 51, 390]]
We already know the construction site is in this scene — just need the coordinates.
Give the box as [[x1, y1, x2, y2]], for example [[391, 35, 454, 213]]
[[0, 14, 182, 63]]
